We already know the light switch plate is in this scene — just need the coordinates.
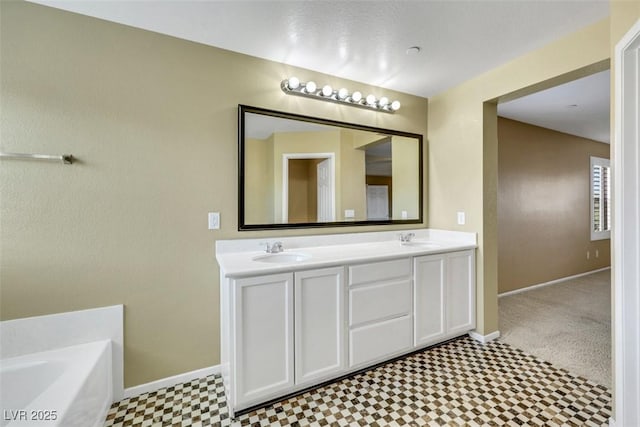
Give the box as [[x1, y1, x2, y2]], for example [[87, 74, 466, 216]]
[[457, 211, 466, 225], [208, 212, 220, 229], [344, 209, 355, 218], [401, 210, 408, 219]]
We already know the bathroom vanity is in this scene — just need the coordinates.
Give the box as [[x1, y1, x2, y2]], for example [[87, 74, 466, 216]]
[[216, 229, 476, 418]]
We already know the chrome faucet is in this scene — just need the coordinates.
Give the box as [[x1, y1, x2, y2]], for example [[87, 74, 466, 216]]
[[264, 241, 284, 253], [399, 232, 415, 243]]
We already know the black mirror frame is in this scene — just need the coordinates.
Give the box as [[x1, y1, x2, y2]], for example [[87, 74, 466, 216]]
[[238, 104, 423, 231]]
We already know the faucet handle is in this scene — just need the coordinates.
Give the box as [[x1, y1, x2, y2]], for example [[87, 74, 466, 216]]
[[261, 241, 284, 253], [260, 242, 272, 253], [399, 232, 415, 243]]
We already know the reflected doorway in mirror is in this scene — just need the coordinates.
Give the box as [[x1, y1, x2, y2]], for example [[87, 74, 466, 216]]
[[282, 153, 336, 224]]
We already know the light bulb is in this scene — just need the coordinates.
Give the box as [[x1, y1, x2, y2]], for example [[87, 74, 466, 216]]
[[288, 77, 300, 90], [391, 100, 401, 111], [322, 85, 333, 97], [366, 94, 376, 105], [351, 91, 362, 102], [338, 88, 349, 100], [305, 81, 317, 93], [378, 97, 389, 107]]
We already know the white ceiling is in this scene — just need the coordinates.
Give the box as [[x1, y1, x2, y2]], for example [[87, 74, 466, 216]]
[[498, 70, 610, 143], [29, 0, 611, 141]]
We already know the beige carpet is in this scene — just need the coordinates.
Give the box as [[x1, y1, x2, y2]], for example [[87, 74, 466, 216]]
[[498, 269, 611, 387]]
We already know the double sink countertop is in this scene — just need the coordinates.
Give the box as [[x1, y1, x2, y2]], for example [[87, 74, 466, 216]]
[[216, 229, 477, 278]]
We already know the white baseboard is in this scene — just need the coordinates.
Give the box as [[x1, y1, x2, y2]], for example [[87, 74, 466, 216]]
[[123, 364, 221, 400], [468, 330, 500, 344], [498, 267, 611, 298]]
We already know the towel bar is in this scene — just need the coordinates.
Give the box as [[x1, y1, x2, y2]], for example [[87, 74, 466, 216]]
[[0, 152, 74, 164]]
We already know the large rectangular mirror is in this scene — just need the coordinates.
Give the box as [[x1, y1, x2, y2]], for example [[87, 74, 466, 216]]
[[238, 105, 423, 230]]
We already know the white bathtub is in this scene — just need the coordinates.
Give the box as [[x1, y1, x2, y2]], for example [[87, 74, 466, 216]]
[[0, 340, 112, 427]]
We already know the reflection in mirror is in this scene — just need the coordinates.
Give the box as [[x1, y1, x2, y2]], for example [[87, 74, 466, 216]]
[[239, 105, 423, 230]]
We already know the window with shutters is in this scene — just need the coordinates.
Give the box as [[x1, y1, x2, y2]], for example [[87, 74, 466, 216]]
[[590, 156, 611, 240]]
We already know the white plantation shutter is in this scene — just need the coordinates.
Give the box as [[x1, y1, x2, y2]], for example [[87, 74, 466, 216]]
[[591, 156, 611, 240]]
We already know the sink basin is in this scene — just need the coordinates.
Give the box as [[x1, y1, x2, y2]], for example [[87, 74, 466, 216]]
[[401, 241, 442, 249], [253, 252, 312, 263]]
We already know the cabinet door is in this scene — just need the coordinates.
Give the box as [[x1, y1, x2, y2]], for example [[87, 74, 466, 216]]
[[413, 254, 446, 347], [233, 273, 294, 407], [446, 250, 476, 334], [294, 267, 346, 385]]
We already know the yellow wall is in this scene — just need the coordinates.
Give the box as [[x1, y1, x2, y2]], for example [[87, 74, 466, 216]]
[[339, 130, 367, 221], [245, 136, 274, 224], [351, 131, 385, 149], [0, 1, 428, 387], [428, 19, 610, 335], [391, 136, 420, 219], [498, 118, 611, 293], [610, 1, 640, 47]]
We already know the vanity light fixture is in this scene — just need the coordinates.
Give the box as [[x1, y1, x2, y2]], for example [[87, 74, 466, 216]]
[[288, 76, 300, 89], [365, 94, 377, 105], [304, 80, 317, 94], [281, 77, 401, 113]]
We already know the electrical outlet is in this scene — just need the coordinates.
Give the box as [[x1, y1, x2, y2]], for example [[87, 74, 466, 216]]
[[587, 250, 590, 260], [344, 209, 355, 219], [208, 212, 220, 230], [457, 211, 466, 225], [596, 249, 599, 258], [401, 210, 408, 219]]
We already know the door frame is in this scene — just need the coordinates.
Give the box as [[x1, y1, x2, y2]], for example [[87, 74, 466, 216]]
[[612, 18, 640, 427], [282, 153, 335, 222]]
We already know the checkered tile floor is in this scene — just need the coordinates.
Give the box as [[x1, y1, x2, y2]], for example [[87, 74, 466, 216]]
[[104, 337, 611, 426]]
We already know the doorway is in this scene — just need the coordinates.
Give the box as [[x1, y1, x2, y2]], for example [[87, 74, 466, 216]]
[[366, 184, 389, 220], [495, 68, 612, 387], [282, 153, 335, 223]]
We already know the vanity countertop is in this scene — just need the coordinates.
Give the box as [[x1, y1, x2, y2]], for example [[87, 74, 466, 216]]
[[216, 229, 477, 278]]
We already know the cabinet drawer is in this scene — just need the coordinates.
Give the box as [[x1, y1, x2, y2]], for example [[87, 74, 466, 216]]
[[349, 280, 411, 326], [348, 258, 411, 286], [349, 315, 412, 367]]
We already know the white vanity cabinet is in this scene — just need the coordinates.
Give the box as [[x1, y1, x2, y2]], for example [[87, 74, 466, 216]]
[[445, 250, 476, 334], [348, 258, 413, 368], [231, 273, 295, 409], [413, 250, 475, 347], [227, 266, 347, 414], [217, 230, 478, 418], [294, 267, 347, 386], [413, 255, 446, 346]]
